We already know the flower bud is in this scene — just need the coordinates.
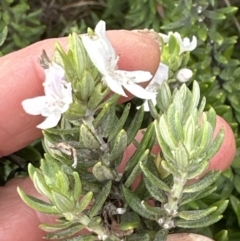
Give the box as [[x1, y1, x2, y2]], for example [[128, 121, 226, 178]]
[[177, 68, 193, 83]]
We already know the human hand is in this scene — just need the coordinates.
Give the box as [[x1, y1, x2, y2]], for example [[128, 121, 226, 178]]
[[0, 30, 236, 241]]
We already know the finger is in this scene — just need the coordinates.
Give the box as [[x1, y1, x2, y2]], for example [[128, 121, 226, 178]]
[[167, 233, 214, 241], [0, 31, 160, 157], [207, 115, 236, 172], [0, 178, 55, 241]]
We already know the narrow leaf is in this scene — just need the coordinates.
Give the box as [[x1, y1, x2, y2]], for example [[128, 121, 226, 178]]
[[123, 186, 160, 221], [89, 181, 112, 218], [140, 162, 170, 192], [17, 187, 59, 215]]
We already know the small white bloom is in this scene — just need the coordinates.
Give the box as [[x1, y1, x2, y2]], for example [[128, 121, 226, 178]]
[[81, 20, 155, 99], [140, 63, 169, 111], [159, 32, 197, 54], [22, 63, 72, 129], [176, 68, 193, 83]]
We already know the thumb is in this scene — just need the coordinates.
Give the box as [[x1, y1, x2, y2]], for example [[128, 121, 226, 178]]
[[0, 178, 55, 241]]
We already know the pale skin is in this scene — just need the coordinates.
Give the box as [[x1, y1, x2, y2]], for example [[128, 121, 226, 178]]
[[0, 30, 236, 241]]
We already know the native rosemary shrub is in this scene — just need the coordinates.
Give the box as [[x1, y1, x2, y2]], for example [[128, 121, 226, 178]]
[[0, 0, 240, 240], [15, 20, 228, 241]]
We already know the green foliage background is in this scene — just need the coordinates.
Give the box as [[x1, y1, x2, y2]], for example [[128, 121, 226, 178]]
[[1, 0, 240, 240]]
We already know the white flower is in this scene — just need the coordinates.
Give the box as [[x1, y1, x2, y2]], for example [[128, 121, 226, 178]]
[[176, 68, 193, 83], [139, 63, 169, 111], [159, 32, 197, 54], [22, 63, 72, 129], [81, 20, 155, 99]]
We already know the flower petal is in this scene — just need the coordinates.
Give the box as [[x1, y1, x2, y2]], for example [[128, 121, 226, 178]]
[[114, 70, 152, 84], [104, 75, 127, 97], [22, 96, 48, 115], [81, 20, 118, 75], [37, 114, 61, 129], [151, 63, 169, 85], [123, 82, 156, 100]]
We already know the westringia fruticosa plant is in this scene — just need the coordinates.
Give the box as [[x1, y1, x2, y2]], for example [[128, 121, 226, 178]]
[[18, 20, 228, 241]]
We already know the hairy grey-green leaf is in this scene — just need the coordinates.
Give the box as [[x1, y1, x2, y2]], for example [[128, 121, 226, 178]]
[[175, 214, 222, 228], [76, 192, 93, 213], [183, 171, 220, 193], [52, 191, 75, 213], [178, 206, 217, 220], [45, 223, 84, 239], [124, 150, 149, 187], [123, 186, 160, 221], [125, 123, 155, 173], [108, 129, 127, 162], [17, 187, 60, 215], [89, 181, 112, 218], [108, 103, 131, 141], [153, 229, 168, 241], [126, 106, 144, 145], [92, 162, 115, 181], [140, 161, 170, 192], [144, 176, 167, 203], [80, 124, 101, 149]]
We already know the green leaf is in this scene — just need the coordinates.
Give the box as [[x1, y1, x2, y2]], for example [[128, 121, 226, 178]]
[[45, 127, 80, 135], [80, 124, 100, 149], [52, 191, 75, 213], [87, 82, 109, 110], [180, 186, 217, 205], [0, 26, 8, 46], [40, 221, 74, 232], [92, 162, 115, 181], [161, 160, 180, 176], [144, 176, 167, 203], [183, 171, 220, 193], [214, 230, 229, 241], [32, 171, 52, 199], [174, 143, 189, 170], [178, 206, 217, 220], [93, 103, 111, 128], [108, 103, 131, 141], [45, 223, 84, 239], [76, 192, 93, 213], [156, 81, 172, 113], [184, 0, 192, 10], [126, 106, 144, 145], [108, 129, 127, 162], [140, 161, 170, 192], [89, 181, 112, 218], [159, 114, 178, 149], [205, 128, 224, 160], [175, 214, 222, 228], [153, 229, 168, 241], [123, 186, 160, 221], [124, 150, 149, 188], [125, 123, 155, 173], [55, 171, 70, 195], [79, 70, 95, 101], [17, 187, 59, 215], [120, 212, 140, 230], [230, 195, 240, 226], [126, 233, 150, 241], [72, 172, 82, 202], [187, 160, 209, 179], [204, 10, 226, 20], [206, 107, 217, 130], [68, 32, 87, 78]]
